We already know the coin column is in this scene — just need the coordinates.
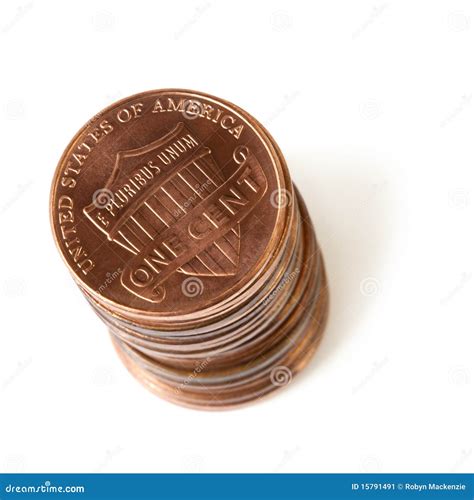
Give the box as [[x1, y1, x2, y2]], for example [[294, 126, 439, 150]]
[[50, 89, 329, 409]]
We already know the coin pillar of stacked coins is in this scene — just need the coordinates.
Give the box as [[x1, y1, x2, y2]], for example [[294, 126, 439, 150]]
[[50, 89, 329, 409]]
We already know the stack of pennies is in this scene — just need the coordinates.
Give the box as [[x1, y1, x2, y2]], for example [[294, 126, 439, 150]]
[[50, 89, 329, 409]]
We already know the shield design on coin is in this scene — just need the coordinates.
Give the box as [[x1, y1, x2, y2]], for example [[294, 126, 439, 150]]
[[83, 122, 268, 303]]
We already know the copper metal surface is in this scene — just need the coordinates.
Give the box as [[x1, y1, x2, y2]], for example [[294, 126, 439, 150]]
[[50, 89, 329, 409]]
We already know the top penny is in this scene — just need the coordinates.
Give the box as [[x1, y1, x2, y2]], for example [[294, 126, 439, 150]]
[[50, 89, 291, 319]]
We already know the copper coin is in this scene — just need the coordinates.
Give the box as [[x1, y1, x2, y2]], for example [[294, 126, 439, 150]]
[[50, 89, 292, 322]]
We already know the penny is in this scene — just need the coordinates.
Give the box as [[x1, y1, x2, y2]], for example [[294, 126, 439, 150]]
[[50, 89, 329, 409], [51, 90, 292, 321]]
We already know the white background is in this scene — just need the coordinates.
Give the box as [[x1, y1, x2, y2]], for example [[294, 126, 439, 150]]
[[0, 0, 473, 473]]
